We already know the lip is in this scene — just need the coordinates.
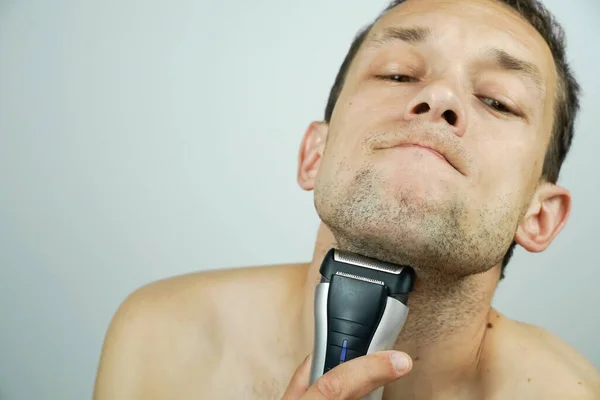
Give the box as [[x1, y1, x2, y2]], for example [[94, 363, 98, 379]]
[[392, 143, 447, 161], [376, 140, 465, 176]]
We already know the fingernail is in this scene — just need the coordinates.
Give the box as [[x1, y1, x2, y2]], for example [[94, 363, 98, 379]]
[[391, 352, 410, 372]]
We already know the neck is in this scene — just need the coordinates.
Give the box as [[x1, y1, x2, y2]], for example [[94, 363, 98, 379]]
[[300, 223, 501, 399]]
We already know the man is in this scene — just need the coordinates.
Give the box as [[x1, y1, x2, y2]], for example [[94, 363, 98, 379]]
[[94, 0, 600, 398]]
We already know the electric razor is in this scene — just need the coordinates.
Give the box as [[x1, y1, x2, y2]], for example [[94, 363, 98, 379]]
[[309, 248, 415, 399]]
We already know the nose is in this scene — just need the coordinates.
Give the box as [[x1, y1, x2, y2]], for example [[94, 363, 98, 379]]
[[404, 82, 467, 137]]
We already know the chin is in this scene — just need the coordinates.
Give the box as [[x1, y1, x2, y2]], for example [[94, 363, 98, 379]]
[[378, 164, 458, 202], [330, 226, 500, 282], [328, 214, 446, 261]]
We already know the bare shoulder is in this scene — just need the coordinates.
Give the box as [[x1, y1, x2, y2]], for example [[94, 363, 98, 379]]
[[514, 319, 600, 392], [93, 262, 307, 400], [488, 312, 600, 399]]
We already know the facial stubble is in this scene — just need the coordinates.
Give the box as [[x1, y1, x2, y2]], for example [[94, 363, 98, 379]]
[[314, 161, 516, 281]]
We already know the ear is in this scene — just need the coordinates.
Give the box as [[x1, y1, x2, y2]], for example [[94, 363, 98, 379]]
[[514, 182, 571, 253], [297, 121, 328, 191]]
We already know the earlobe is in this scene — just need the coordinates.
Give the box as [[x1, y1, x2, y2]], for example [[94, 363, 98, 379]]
[[515, 183, 571, 253], [297, 121, 328, 191]]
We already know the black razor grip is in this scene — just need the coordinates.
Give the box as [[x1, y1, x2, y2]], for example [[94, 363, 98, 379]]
[[319, 249, 415, 297], [323, 274, 388, 373]]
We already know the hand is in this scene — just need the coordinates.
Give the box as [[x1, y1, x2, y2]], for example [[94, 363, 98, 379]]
[[281, 351, 413, 400]]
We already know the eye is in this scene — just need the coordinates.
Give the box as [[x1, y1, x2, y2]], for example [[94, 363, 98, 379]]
[[377, 74, 418, 83], [479, 97, 515, 115]]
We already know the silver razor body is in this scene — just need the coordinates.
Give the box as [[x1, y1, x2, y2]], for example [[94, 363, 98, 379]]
[[308, 249, 415, 400]]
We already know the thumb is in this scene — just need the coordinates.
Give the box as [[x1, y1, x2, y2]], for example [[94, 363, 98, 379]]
[[281, 354, 312, 400], [302, 351, 412, 399]]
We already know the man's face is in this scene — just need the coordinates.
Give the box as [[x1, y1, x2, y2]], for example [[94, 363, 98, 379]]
[[313, 0, 558, 276]]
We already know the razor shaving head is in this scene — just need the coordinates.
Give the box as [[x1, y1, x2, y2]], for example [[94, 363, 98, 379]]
[[319, 248, 415, 295], [334, 249, 404, 274]]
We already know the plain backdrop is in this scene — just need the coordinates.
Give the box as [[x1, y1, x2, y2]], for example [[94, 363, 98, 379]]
[[0, 0, 599, 399]]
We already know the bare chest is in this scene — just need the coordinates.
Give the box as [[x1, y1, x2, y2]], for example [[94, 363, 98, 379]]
[[193, 357, 296, 400], [161, 351, 570, 400]]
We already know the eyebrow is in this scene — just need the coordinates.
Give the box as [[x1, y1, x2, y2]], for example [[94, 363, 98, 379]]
[[367, 26, 432, 46], [483, 47, 544, 94]]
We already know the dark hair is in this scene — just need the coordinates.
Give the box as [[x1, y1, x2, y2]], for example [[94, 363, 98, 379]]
[[323, 0, 581, 279]]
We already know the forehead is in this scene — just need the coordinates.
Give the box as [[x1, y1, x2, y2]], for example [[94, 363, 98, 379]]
[[369, 0, 557, 85]]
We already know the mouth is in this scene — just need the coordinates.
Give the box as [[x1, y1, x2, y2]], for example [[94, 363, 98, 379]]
[[392, 143, 447, 162], [368, 128, 469, 176], [383, 142, 461, 174]]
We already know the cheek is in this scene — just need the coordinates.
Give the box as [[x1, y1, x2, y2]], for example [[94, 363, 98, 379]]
[[325, 99, 371, 166], [332, 80, 416, 129], [330, 95, 372, 147], [470, 135, 537, 210], [316, 133, 359, 188], [329, 84, 416, 156]]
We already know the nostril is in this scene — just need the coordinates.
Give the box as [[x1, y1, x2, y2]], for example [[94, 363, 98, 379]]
[[442, 110, 458, 126], [413, 103, 430, 115]]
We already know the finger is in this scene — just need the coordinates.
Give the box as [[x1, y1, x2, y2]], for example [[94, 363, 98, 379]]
[[281, 354, 312, 400], [302, 351, 412, 400]]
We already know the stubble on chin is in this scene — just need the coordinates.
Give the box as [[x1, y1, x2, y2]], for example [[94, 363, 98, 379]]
[[315, 164, 513, 282]]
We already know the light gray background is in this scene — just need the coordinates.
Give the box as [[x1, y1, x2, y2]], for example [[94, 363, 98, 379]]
[[0, 0, 598, 399]]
